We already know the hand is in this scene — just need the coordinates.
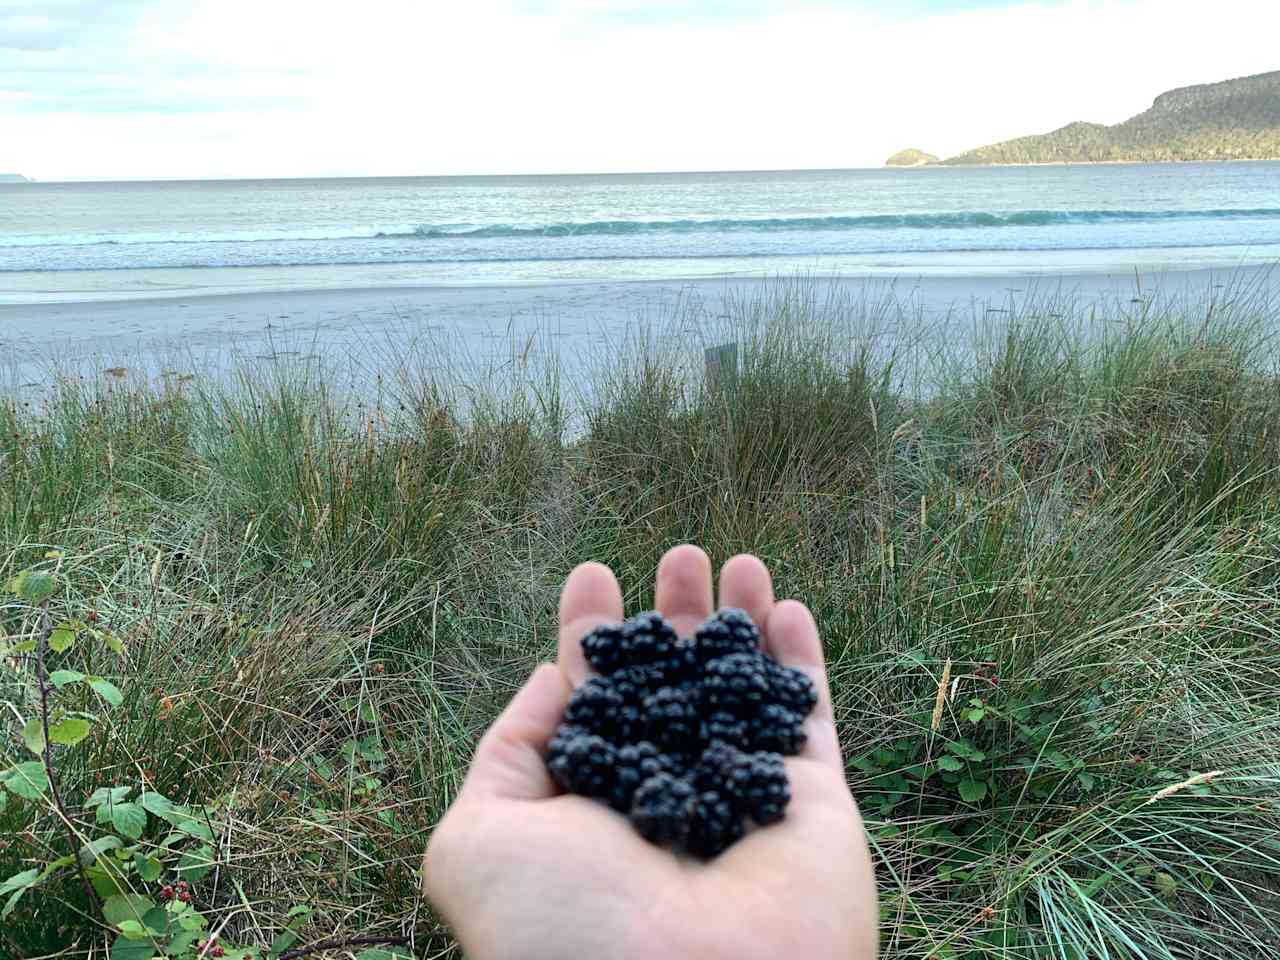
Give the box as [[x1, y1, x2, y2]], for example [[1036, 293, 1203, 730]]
[[422, 545, 878, 960]]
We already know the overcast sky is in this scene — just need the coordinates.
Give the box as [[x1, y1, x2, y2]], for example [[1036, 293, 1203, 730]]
[[2, 0, 1276, 181]]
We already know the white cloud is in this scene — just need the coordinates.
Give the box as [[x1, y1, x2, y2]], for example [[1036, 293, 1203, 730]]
[[2, 0, 1277, 179]]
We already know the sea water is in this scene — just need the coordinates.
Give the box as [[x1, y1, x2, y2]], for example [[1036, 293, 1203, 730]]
[[3, 163, 1279, 303]]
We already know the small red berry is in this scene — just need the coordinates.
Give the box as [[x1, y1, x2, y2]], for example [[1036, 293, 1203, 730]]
[[176, 880, 189, 891], [86, 610, 99, 623], [179, 891, 192, 903], [211, 948, 225, 958], [160, 885, 174, 899]]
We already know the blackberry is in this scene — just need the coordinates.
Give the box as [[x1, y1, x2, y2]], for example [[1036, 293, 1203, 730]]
[[700, 710, 750, 750], [610, 741, 670, 812], [630, 772, 696, 846], [546, 726, 616, 799], [697, 743, 790, 825], [749, 704, 807, 755], [564, 676, 623, 736], [582, 611, 677, 675], [686, 790, 744, 858], [547, 606, 816, 857], [694, 607, 761, 661], [642, 686, 701, 755], [767, 661, 819, 714], [703, 652, 772, 713]]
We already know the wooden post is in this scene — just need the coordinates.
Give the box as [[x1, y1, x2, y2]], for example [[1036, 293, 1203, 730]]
[[705, 342, 738, 393]]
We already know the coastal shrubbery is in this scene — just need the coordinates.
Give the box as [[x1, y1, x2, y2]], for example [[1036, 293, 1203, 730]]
[[3, 275, 1280, 958]]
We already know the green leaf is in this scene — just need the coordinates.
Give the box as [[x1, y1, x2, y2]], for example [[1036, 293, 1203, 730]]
[[117, 920, 151, 941], [0, 868, 40, 895], [88, 786, 133, 808], [355, 951, 413, 960], [21, 718, 45, 755], [9, 570, 57, 603], [964, 707, 987, 723], [104, 893, 157, 927], [1, 760, 50, 799], [80, 834, 124, 866], [177, 911, 208, 932], [175, 845, 216, 882], [1077, 771, 1097, 791], [48, 624, 77, 653], [135, 854, 163, 882], [110, 935, 157, 960], [958, 779, 988, 803], [935, 755, 964, 773], [50, 717, 93, 746], [3, 888, 27, 920], [1154, 872, 1178, 897], [165, 931, 200, 956], [111, 802, 147, 840], [138, 792, 179, 820], [142, 907, 171, 936], [0, 790, 6, 813], [172, 818, 214, 843], [95, 629, 125, 655], [89, 677, 125, 707], [50, 669, 87, 687], [270, 930, 300, 955], [3, 638, 37, 655]]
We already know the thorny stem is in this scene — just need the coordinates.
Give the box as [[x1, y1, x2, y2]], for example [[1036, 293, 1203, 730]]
[[277, 934, 413, 960], [35, 604, 101, 921]]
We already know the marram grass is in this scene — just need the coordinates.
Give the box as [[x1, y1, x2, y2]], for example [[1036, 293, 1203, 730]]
[[3, 275, 1280, 958]]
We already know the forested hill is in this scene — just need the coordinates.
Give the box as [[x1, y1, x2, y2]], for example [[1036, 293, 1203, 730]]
[[940, 70, 1280, 165]]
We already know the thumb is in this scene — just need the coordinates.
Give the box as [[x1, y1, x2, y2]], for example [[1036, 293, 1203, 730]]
[[461, 663, 571, 801]]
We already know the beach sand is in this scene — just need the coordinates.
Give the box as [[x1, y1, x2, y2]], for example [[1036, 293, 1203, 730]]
[[3, 266, 1273, 391]]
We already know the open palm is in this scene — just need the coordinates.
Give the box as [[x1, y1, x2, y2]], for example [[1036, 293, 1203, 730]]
[[423, 546, 878, 960]]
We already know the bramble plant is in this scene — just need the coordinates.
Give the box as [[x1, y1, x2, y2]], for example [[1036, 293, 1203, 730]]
[[1, 559, 412, 960]]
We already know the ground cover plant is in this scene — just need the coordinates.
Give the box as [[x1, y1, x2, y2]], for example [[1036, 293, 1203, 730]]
[[3, 274, 1280, 958]]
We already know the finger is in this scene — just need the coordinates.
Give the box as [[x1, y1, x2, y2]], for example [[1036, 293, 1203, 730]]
[[558, 562, 624, 686], [766, 600, 843, 771], [654, 544, 714, 637], [461, 663, 571, 801], [717, 554, 774, 637]]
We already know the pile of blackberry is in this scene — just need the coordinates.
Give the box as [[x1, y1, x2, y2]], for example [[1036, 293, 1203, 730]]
[[545, 608, 816, 858]]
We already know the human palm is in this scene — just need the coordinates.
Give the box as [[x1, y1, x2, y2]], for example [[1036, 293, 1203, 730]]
[[423, 547, 878, 960]]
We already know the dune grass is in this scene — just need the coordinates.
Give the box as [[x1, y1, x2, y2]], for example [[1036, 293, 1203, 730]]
[[3, 274, 1280, 958]]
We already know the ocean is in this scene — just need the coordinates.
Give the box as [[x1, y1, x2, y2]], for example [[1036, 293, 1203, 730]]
[[3, 163, 1280, 304]]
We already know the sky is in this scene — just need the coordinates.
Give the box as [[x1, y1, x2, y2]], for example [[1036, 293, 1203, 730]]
[[2, 0, 1277, 181]]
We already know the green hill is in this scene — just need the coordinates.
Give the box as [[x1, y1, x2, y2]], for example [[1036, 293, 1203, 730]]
[[942, 70, 1280, 165]]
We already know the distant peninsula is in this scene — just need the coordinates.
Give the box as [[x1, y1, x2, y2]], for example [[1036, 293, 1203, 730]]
[[887, 69, 1280, 166], [885, 149, 939, 167], [0, 173, 31, 183]]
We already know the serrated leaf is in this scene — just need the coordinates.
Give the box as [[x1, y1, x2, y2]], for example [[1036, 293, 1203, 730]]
[[135, 855, 163, 882], [142, 907, 171, 936], [21, 718, 45, 755], [79, 834, 124, 866], [175, 845, 215, 882], [88, 786, 133, 808], [87, 863, 126, 898], [1, 760, 50, 799], [104, 893, 157, 926], [935, 755, 964, 773], [111, 802, 147, 840], [138, 792, 179, 819], [958, 779, 988, 803], [49, 625, 77, 653], [50, 717, 92, 746], [50, 669, 87, 687], [177, 910, 208, 931], [89, 677, 124, 707], [172, 818, 214, 843], [9, 570, 57, 603], [165, 930, 200, 956], [117, 920, 151, 941]]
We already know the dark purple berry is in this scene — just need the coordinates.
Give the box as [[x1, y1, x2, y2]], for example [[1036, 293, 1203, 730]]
[[694, 607, 761, 661]]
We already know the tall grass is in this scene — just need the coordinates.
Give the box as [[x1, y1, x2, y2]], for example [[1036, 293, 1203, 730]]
[[3, 275, 1280, 958]]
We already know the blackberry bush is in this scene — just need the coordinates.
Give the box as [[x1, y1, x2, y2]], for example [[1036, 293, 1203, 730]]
[[545, 607, 818, 858]]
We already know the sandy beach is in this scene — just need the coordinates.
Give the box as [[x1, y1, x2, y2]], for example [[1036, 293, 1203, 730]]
[[4, 265, 1274, 392]]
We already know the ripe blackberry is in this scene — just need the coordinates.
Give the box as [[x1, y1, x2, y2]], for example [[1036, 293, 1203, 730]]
[[564, 677, 623, 736], [694, 607, 761, 661], [701, 710, 750, 750], [697, 743, 790, 825], [630, 772, 696, 846], [686, 790, 744, 858], [546, 726, 616, 799], [642, 686, 701, 755], [582, 611, 677, 675], [767, 661, 819, 714], [610, 741, 671, 812], [703, 652, 772, 713], [749, 704, 807, 754], [610, 663, 670, 706]]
